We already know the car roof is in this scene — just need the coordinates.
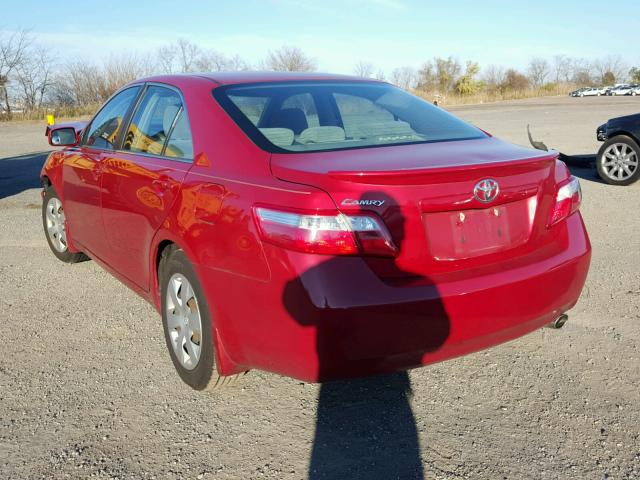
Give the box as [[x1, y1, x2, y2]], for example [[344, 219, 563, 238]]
[[136, 71, 382, 86]]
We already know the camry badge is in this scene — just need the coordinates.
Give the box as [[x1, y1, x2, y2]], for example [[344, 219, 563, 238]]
[[341, 199, 385, 207], [473, 179, 499, 203]]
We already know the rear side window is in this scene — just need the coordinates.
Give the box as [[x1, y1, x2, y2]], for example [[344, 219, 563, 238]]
[[215, 82, 485, 153], [84, 86, 140, 150], [227, 95, 269, 124], [164, 110, 193, 159], [123, 85, 193, 159]]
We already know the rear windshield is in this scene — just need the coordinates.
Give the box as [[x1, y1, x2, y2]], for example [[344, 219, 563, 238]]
[[213, 81, 485, 153]]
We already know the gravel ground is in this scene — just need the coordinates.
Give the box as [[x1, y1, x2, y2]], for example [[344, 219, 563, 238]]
[[0, 96, 639, 479]]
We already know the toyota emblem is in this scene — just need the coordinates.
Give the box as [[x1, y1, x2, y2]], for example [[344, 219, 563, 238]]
[[473, 179, 499, 203]]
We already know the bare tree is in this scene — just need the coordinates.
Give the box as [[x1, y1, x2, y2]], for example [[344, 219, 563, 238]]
[[157, 40, 250, 73], [570, 58, 594, 86], [156, 44, 178, 74], [195, 49, 230, 72], [571, 68, 593, 86], [194, 50, 251, 72], [102, 54, 153, 98], [228, 54, 250, 71], [552, 55, 572, 84], [264, 46, 316, 72], [353, 61, 375, 78], [374, 69, 386, 81], [176, 38, 201, 72], [593, 55, 627, 84], [391, 66, 417, 90], [527, 57, 550, 88], [54, 61, 105, 105], [156, 39, 201, 73], [0, 30, 30, 116], [15, 46, 54, 110], [482, 64, 506, 89]]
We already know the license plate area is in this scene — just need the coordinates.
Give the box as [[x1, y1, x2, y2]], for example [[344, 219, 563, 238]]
[[423, 197, 536, 261]]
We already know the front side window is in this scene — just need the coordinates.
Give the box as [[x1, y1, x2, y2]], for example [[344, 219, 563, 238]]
[[123, 86, 193, 159], [84, 86, 141, 150], [214, 82, 485, 153]]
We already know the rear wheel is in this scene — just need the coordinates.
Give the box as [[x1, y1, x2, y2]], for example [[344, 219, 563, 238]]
[[42, 187, 88, 263], [159, 247, 241, 390], [596, 136, 640, 186]]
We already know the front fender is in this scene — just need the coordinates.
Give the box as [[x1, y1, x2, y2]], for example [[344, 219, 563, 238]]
[[40, 151, 65, 194]]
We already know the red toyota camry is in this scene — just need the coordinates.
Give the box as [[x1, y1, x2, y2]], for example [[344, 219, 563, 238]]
[[41, 72, 591, 389]]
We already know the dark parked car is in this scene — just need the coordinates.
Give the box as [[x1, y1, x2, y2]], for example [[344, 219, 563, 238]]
[[596, 113, 640, 185]]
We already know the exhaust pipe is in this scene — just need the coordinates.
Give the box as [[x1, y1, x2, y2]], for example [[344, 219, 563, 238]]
[[546, 314, 569, 329]]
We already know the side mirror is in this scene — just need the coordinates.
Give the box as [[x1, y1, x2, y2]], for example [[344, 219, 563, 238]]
[[49, 127, 79, 147]]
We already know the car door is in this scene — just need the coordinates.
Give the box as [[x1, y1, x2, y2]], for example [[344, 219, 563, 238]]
[[100, 84, 194, 290], [61, 86, 141, 259]]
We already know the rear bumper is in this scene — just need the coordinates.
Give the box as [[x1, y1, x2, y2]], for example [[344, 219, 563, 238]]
[[198, 213, 591, 382]]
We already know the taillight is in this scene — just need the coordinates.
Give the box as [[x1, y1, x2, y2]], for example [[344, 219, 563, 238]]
[[254, 207, 398, 257], [548, 176, 582, 227]]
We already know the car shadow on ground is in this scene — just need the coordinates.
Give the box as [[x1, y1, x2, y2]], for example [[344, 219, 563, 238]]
[[282, 191, 450, 480], [561, 154, 604, 183], [0, 151, 49, 199], [307, 372, 425, 480]]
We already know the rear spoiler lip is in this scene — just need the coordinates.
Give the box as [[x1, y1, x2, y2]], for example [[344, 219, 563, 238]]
[[327, 152, 559, 182]]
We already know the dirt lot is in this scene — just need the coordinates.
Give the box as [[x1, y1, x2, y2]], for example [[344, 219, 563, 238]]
[[1, 96, 639, 479]]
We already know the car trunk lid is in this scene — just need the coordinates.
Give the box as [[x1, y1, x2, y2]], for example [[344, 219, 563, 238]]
[[270, 137, 560, 280]]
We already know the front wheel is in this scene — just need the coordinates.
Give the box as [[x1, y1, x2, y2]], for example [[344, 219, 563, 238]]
[[159, 247, 241, 390], [596, 136, 640, 186], [42, 187, 88, 263]]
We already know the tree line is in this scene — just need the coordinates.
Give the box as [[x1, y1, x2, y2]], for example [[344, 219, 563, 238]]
[[1, 30, 639, 119]]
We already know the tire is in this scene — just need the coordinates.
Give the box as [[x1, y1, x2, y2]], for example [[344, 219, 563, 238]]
[[42, 186, 89, 263], [159, 246, 241, 390], [596, 135, 640, 186]]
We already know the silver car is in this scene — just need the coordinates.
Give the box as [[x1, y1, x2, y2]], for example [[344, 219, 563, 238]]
[[579, 87, 606, 96], [610, 85, 633, 96]]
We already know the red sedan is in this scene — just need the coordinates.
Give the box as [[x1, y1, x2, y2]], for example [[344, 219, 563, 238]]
[[41, 72, 591, 389]]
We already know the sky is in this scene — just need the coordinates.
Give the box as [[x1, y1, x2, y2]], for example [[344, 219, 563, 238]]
[[2, 0, 639, 75]]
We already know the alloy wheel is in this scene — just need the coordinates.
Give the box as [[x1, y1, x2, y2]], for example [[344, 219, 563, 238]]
[[45, 197, 68, 252], [166, 273, 203, 370], [601, 143, 639, 181]]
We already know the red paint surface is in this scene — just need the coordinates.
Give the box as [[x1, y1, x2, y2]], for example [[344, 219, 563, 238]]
[[41, 73, 591, 382]]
